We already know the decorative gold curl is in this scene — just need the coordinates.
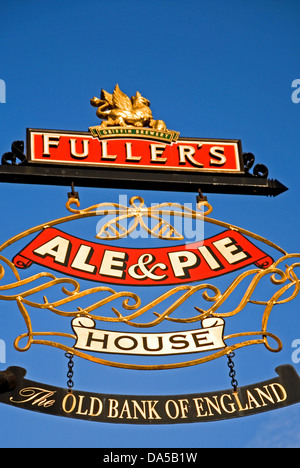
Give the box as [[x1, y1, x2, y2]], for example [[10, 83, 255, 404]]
[[13, 329, 282, 370], [0, 254, 297, 369], [66, 196, 212, 241]]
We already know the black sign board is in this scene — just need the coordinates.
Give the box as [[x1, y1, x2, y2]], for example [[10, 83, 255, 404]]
[[0, 365, 299, 424], [0, 139, 288, 196]]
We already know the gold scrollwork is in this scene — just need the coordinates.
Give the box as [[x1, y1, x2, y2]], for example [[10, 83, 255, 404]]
[[0, 196, 298, 370], [0, 253, 298, 369], [65, 195, 213, 241]]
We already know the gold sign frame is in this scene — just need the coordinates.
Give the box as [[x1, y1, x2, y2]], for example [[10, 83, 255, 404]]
[[0, 196, 299, 370]]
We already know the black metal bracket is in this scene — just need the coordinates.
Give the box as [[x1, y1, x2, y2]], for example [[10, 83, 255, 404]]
[[67, 182, 79, 200], [242, 152, 269, 178], [0, 141, 288, 197], [1, 141, 27, 166], [196, 188, 208, 203], [0, 368, 17, 394]]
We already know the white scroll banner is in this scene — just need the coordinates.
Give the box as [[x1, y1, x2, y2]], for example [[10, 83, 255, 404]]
[[71, 317, 226, 356]]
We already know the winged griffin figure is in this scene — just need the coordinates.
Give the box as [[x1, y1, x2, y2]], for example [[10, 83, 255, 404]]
[[90, 84, 167, 130]]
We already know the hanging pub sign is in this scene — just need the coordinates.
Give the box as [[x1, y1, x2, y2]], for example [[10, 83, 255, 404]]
[[12, 224, 273, 286], [0, 84, 287, 196], [27, 128, 243, 175], [0, 194, 298, 369], [0, 84, 299, 424], [1, 365, 300, 424]]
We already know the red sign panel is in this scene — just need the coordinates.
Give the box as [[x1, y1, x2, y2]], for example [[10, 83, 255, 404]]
[[13, 227, 273, 286], [27, 129, 244, 174]]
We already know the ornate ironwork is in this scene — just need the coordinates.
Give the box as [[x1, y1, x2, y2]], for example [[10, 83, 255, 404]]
[[0, 197, 298, 370], [0, 140, 287, 197], [1, 141, 26, 166], [243, 152, 269, 178]]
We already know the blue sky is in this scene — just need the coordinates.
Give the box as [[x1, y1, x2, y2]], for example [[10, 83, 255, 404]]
[[0, 0, 300, 448]]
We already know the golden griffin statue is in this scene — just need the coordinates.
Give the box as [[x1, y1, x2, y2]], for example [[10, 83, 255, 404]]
[[90, 84, 167, 131]]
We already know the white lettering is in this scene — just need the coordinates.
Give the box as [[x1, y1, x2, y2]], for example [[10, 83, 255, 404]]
[[99, 250, 127, 278], [125, 142, 142, 161], [128, 253, 167, 281], [34, 236, 70, 265], [72, 317, 225, 356], [213, 237, 249, 264], [209, 146, 226, 166], [71, 245, 96, 274], [168, 250, 199, 278], [150, 144, 167, 162], [101, 141, 117, 160], [198, 245, 223, 270], [70, 139, 89, 159], [43, 134, 60, 156], [178, 144, 203, 167]]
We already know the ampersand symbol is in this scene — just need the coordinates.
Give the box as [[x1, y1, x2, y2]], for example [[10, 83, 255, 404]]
[[128, 254, 167, 281]]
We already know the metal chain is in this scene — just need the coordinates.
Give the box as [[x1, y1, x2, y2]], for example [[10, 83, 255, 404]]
[[227, 351, 238, 392], [65, 352, 74, 390]]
